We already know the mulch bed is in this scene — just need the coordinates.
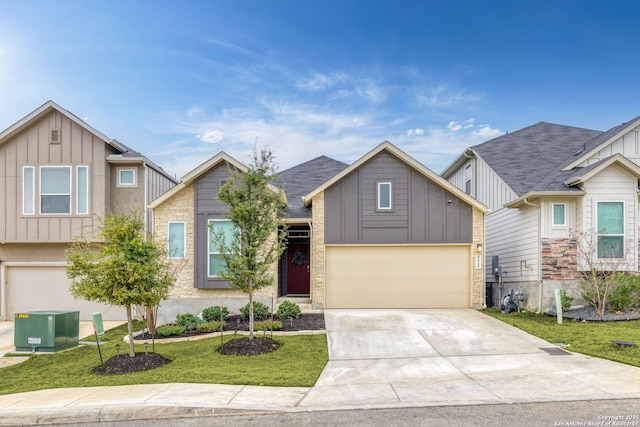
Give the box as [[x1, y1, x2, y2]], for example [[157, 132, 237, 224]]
[[100, 313, 324, 375], [94, 353, 171, 375], [133, 313, 325, 341], [554, 306, 640, 322]]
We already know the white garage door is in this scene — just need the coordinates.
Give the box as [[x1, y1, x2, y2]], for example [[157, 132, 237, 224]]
[[325, 246, 471, 309], [5, 265, 126, 321]]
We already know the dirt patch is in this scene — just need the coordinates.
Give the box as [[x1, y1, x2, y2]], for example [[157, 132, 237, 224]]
[[219, 337, 280, 356]]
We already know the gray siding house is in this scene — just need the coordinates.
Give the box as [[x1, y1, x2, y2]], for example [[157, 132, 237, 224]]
[[0, 101, 177, 320], [151, 141, 487, 322], [442, 118, 640, 312]]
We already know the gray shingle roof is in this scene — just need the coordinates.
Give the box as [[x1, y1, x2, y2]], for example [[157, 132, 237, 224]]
[[278, 156, 348, 218], [473, 122, 602, 196]]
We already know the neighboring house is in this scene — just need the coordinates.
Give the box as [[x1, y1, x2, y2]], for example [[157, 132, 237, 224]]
[[0, 101, 177, 321], [442, 118, 640, 312], [151, 141, 487, 322]]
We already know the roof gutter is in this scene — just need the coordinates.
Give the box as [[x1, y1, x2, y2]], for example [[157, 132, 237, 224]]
[[505, 191, 585, 208]]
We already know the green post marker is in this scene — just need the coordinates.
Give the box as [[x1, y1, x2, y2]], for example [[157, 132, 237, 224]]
[[92, 312, 105, 339]]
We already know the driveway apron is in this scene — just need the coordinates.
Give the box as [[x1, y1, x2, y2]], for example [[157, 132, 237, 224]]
[[298, 309, 640, 408]]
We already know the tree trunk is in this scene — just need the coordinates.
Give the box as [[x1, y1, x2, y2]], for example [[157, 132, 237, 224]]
[[248, 279, 254, 340], [126, 305, 135, 357]]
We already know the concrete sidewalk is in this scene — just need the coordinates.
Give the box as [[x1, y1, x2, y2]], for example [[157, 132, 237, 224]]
[[1, 310, 640, 425]]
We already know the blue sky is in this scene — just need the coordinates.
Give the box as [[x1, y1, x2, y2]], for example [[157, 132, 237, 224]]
[[1, 1, 639, 178]]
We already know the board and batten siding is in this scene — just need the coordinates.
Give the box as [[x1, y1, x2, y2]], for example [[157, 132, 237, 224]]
[[485, 205, 539, 283], [581, 164, 638, 268], [0, 111, 109, 242], [194, 162, 233, 288], [325, 151, 472, 244], [577, 128, 640, 167], [446, 157, 518, 212]]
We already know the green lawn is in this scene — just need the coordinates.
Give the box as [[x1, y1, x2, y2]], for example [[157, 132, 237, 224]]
[[0, 321, 328, 396], [483, 308, 640, 367]]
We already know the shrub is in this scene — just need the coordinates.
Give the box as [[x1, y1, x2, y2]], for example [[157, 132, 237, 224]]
[[608, 273, 640, 312], [196, 321, 226, 333], [202, 306, 229, 322], [276, 300, 301, 319], [240, 301, 270, 321], [254, 320, 282, 331], [175, 313, 203, 331], [559, 289, 574, 312], [157, 325, 186, 337]]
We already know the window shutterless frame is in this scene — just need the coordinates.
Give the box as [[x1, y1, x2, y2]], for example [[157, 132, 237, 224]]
[[76, 166, 89, 215], [117, 168, 136, 187], [552, 203, 565, 226], [40, 166, 72, 214], [168, 221, 186, 258], [596, 201, 624, 258], [377, 181, 393, 210], [208, 219, 234, 277], [23, 166, 34, 215]]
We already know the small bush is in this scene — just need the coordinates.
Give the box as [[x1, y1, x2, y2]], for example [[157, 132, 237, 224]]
[[254, 320, 282, 331], [157, 325, 186, 337], [240, 301, 270, 321], [175, 313, 203, 331], [276, 300, 301, 319], [559, 289, 574, 312], [202, 306, 229, 322], [196, 321, 226, 333], [608, 273, 640, 312]]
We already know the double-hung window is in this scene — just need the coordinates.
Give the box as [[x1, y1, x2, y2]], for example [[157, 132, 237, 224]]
[[597, 201, 624, 258], [377, 182, 393, 210], [168, 221, 186, 258], [208, 220, 235, 277], [40, 166, 71, 214], [552, 203, 565, 226]]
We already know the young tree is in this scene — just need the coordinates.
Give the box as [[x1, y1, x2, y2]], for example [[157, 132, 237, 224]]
[[211, 148, 287, 339], [572, 229, 632, 316], [66, 212, 178, 357]]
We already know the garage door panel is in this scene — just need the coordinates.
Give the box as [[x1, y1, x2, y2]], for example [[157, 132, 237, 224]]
[[325, 246, 470, 309], [6, 266, 127, 321]]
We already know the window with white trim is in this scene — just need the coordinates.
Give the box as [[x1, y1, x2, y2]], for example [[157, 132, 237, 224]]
[[377, 182, 392, 210], [118, 168, 136, 186], [40, 166, 71, 214], [552, 203, 565, 226], [464, 163, 472, 195], [77, 166, 89, 215], [208, 219, 235, 277], [168, 221, 186, 258], [597, 201, 624, 258], [23, 166, 34, 215]]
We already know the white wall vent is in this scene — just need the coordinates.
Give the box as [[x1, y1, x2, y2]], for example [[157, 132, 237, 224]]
[[50, 128, 61, 143]]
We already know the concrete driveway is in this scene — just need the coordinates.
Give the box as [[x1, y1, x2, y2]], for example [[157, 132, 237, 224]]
[[299, 309, 640, 407]]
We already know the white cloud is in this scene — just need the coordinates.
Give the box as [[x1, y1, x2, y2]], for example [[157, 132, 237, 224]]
[[447, 121, 462, 131], [198, 130, 224, 143], [407, 128, 424, 136], [472, 126, 503, 138]]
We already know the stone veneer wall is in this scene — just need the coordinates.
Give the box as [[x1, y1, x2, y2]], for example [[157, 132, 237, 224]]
[[471, 206, 485, 308], [310, 192, 325, 309], [541, 238, 578, 280]]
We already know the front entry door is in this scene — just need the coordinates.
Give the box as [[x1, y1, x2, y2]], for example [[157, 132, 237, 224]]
[[287, 242, 310, 295]]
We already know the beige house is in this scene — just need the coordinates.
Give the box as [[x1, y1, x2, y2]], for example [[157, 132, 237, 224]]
[[442, 117, 640, 312], [151, 142, 487, 322], [0, 101, 177, 320]]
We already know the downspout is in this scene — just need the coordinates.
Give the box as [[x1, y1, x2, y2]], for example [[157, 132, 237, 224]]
[[143, 163, 149, 234], [522, 198, 543, 313], [307, 220, 313, 306]]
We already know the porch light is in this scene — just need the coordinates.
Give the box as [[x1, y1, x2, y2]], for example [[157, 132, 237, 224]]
[[476, 244, 483, 252]]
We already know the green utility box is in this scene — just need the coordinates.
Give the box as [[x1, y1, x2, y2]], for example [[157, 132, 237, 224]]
[[14, 310, 80, 352]]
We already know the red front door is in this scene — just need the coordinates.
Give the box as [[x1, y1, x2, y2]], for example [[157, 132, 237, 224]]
[[287, 242, 310, 295]]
